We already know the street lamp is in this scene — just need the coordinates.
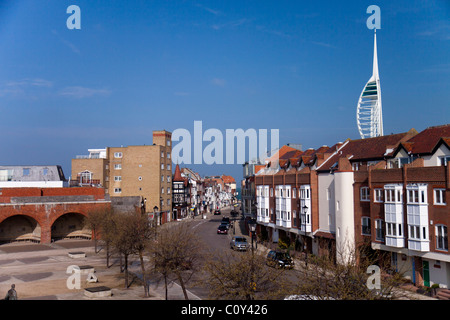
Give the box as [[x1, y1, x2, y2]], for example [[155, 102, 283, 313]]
[[302, 204, 308, 267], [249, 221, 257, 252], [153, 205, 159, 225]]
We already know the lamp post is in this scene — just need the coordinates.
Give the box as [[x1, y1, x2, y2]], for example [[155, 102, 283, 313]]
[[302, 204, 308, 267], [249, 221, 257, 253]]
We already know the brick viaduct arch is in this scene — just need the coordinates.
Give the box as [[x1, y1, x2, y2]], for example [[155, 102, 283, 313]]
[[0, 201, 110, 244]]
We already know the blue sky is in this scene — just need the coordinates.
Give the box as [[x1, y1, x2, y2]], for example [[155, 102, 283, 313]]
[[0, 0, 449, 182]]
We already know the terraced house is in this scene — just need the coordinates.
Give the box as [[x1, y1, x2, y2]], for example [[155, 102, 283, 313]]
[[254, 124, 450, 288]]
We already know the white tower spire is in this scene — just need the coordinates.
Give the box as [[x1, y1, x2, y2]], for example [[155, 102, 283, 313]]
[[357, 30, 383, 139]]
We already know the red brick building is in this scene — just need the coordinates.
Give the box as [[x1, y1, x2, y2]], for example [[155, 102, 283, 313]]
[[254, 124, 450, 288]]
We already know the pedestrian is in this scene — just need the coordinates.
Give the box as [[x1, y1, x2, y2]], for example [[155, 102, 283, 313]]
[[4, 284, 17, 300]]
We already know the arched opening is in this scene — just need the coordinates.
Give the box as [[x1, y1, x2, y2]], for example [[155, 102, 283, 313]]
[[0, 215, 41, 244], [51, 212, 91, 241]]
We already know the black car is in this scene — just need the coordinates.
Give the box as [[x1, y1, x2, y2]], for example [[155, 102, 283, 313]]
[[217, 225, 228, 234], [230, 210, 238, 217], [266, 250, 294, 269], [214, 210, 221, 215], [222, 217, 230, 223]]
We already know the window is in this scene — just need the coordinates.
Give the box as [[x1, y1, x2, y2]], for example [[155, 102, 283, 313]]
[[80, 171, 92, 184], [362, 217, 371, 235], [386, 223, 396, 237], [114, 164, 122, 170], [167, 153, 171, 159], [161, 187, 164, 194], [167, 199, 170, 205], [114, 152, 122, 158], [360, 187, 370, 201], [161, 175, 164, 182], [23, 168, 30, 176], [386, 222, 403, 237], [293, 188, 296, 198], [167, 164, 170, 170], [161, 151, 164, 158], [167, 140, 171, 147], [374, 189, 383, 202], [435, 225, 448, 251], [114, 188, 121, 193], [138, 176, 142, 181], [407, 189, 419, 204], [352, 162, 359, 171], [43, 168, 48, 175], [270, 188, 273, 197], [161, 164, 164, 169], [439, 156, 450, 166], [114, 176, 121, 181], [385, 188, 402, 203], [388, 157, 410, 168], [407, 185, 427, 204], [434, 189, 446, 205], [167, 187, 170, 194], [167, 175, 171, 182], [375, 219, 384, 241]]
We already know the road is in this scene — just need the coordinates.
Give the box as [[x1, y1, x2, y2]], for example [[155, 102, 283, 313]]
[[168, 206, 247, 299]]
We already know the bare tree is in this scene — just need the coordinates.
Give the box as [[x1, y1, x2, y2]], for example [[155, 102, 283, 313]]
[[203, 249, 292, 300], [149, 221, 206, 300], [84, 209, 105, 253], [292, 239, 408, 300]]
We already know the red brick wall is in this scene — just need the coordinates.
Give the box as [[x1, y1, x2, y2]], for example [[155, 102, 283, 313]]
[[0, 188, 110, 243]]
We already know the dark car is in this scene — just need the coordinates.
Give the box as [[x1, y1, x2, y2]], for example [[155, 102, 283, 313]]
[[266, 250, 294, 269], [230, 210, 238, 217], [220, 221, 230, 230], [222, 217, 230, 223], [214, 210, 221, 215], [217, 225, 228, 234]]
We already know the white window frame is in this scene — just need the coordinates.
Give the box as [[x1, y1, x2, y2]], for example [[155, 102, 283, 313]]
[[114, 188, 122, 193], [375, 219, 384, 241], [361, 217, 371, 236], [360, 187, 370, 202], [435, 225, 448, 251], [114, 164, 122, 170], [114, 176, 121, 181], [434, 189, 446, 205], [374, 189, 384, 203], [114, 152, 123, 158]]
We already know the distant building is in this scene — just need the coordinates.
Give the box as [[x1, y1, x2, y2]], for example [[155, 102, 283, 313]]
[[0, 165, 67, 188], [71, 130, 173, 223]]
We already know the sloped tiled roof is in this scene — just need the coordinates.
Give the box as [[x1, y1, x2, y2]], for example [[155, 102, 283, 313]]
[[403, 124, 450, 155], [317, 129, 417, 172]]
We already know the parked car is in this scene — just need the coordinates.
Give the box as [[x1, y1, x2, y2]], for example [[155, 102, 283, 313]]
[[266, 250, 294, 269], [217, 225, 228, 234], [230, 236, 249, 251], [222, 217, 230, 223], [220, 221, 230, 230], [230, 210, 238, 217], [214, 210, 221, 215]]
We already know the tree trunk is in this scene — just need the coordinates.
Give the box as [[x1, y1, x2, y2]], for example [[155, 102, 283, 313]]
[[164, 273, 168, 300], [124, 254, 129, 288], [106, 242, 110, 268], [139, 250, 149, 297], [176, 272, 189, 300]]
